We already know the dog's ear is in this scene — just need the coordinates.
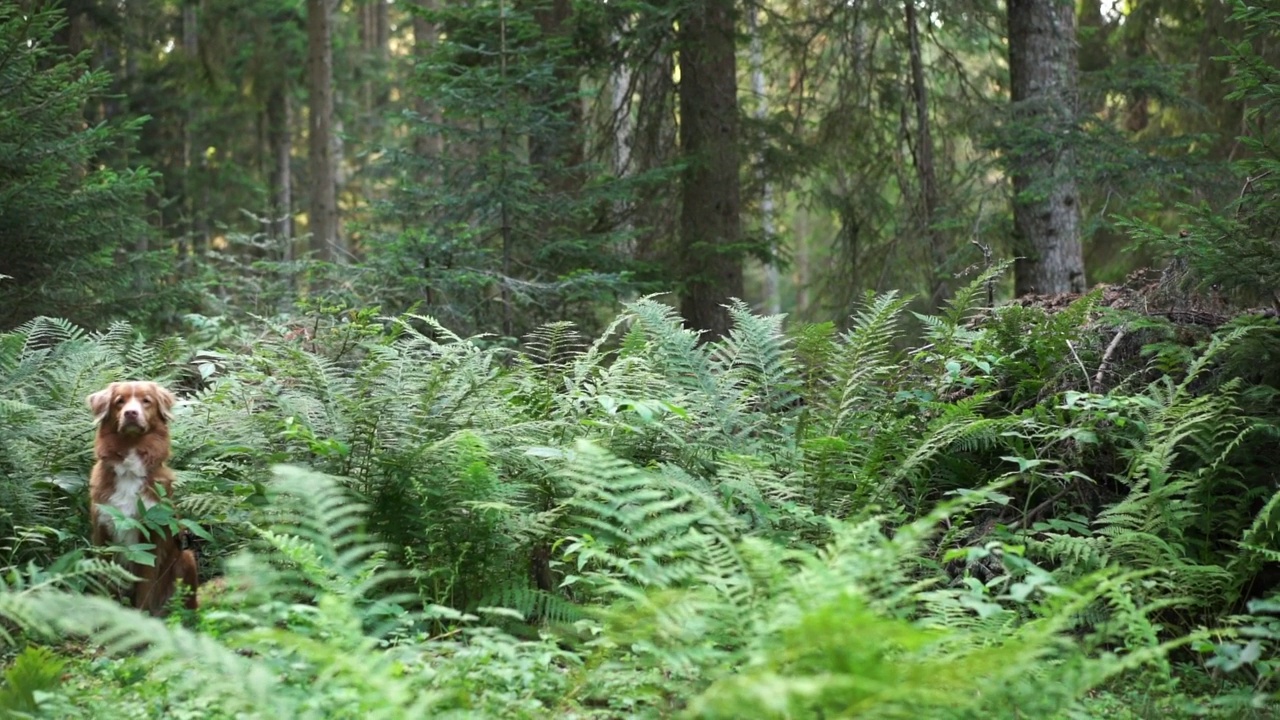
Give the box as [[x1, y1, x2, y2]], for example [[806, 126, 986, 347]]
[[155, 385, 177, 422], [86, 385, 114, 425]]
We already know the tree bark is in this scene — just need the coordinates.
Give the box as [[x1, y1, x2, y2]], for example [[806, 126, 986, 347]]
[[794, 205, 810, 318], [182, 0, 209, 263], [308, 0, 342, 262], [360, 0, 390, 112], [1076, 0, 1111, 115], [411, 0, 445, 159], [529, 0, 583, 195], [748, 5, 780, 316], [677, 0, 744, 339], [1007, 0, 1085, 296], [1198, 0, 1243, 159], [267, 86, 294, 256], [904, 0, 947, 310], [630, 41, 677, 269], [610, 31, 633, 181]]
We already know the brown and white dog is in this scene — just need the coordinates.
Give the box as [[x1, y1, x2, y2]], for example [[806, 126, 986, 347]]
[[87, 380, 199, 615]]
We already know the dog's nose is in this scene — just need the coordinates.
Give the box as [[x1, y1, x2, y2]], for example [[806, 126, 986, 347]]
[[124, 409, 139, 419]]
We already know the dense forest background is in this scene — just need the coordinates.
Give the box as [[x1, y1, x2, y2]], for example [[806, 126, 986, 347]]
[[6, 0, 1276, 336], [4, 0, 1280, 717]]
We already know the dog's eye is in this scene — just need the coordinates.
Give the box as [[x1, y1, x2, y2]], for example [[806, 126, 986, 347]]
[[114, 397, 124, 405], [142, 397, 152, 405]]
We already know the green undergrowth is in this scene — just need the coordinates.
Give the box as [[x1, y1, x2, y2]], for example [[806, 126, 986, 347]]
[[2, 271, 1279, 717]]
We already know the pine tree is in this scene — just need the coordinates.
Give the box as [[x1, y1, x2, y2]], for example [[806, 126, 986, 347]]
[[0, 2, 157, 329]]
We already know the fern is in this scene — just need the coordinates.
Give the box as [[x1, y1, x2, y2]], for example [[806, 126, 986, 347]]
[[1, 293, 1274, 717], [828, 290, 910, 437], [709, 300, 801, 428], [0, 645, 66, 715]]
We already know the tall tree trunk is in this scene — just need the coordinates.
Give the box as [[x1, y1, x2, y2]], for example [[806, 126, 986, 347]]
[[677, 0, 743, 339], [529, 0, 583, 194], [794, 205, 810, 318], [901, 0, 952, 304], [360, 0, 390, 113], [904, 0, 947, 310], [182, 0, 209, 265], [1121, 0, 1151, 133], [1199, 0, 1243, 159], [630, 43, 677, 270], [611, 32, 633, 181], [308, 0, 342, 262], [50, 0, 88, 63], [1076, 0, 1110, 115], [748, 5, 780, 316], [267, 86, 294, 257], [411, 0, 444, 159], [498, 5, 514, 338], [1007, 0, 1085, 296]]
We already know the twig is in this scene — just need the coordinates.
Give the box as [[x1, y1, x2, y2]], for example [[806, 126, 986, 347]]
[[1093, 330, 1126, 392], [1239, 170, 1271, 201], [1007, 487, 1072, 532], [1066, 340, 1091, 392], [971, 239, 993, 307]]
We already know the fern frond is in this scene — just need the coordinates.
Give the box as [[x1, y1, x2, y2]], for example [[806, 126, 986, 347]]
[[709, 300, 800, 419], [251, 466, 408, 610], [623, 296, 717, 398], [829, 290, 909, 436]]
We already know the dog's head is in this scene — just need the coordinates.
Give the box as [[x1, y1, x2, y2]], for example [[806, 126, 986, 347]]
[[87, 381, 176, 436]]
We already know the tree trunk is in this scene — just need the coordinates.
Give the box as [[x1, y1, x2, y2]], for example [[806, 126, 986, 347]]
[[182, 0, 209, 264], [410, 1, 444, 159], [360, 0, 390, 112], [308, 0, 342, 262], [1007, 0, 1085, 297], [529, 0, 583, 195], [794, 205, 810, 318], [611, 32, 633, 181], [748, 6, 780, 316], [1199, 0, 1243, 159], [630, 42, 677, 270], [50, 0, 88, 63], [267, 86, 294, 257], [1076, 0, 1110, 115], [677, 0, 743, 339], [904, 0, 947, 310]]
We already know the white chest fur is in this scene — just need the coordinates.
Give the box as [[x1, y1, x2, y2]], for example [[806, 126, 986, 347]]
[[98, 450, 156, 546]]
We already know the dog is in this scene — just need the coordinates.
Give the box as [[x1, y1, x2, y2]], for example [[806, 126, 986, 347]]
[[87, 380, 199, 615]]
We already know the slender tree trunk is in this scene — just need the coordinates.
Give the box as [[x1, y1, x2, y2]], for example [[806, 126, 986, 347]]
[[50, 0, 88, 64], [1076, 0, 1110, 115], [267, 86, 294, 256], [1199, 0, 1243, 159], [748, 6, 780, 316], [611, 34, 633, 181], [529, 0, 583, 195], [1007, 0, 1085, 296], [677, 0, 744, 339], [182, 0, 209, 265], [608, 25, 640, 269], [904, 0, 947, 310], [308, 0, 342, 262], [411, 0, 444, 159], [631, 45, 677, 269], [794, 206, 810, 317], [1121, 0, 1151, 132], [359, 0, 390, 113], [498, 5, 514, 338]]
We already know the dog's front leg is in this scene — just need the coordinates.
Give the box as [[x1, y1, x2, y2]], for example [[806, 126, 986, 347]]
[[177, 549, 200, 610], [133, 553, 169, 616]]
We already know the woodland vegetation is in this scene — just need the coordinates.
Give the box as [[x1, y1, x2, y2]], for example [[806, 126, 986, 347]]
[[3, 0, 1280, 717]]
